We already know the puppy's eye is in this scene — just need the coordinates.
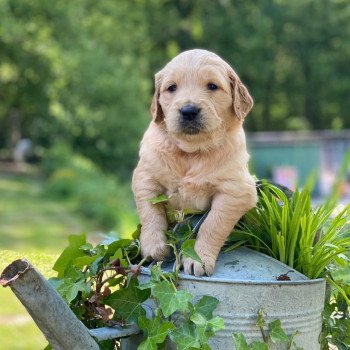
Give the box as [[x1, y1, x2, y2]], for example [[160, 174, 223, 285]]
[[207, 83, 218, 91], [167, 84, 177, 93]]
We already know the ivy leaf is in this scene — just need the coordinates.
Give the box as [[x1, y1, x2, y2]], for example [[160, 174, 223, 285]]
[[251, 342, 269, 350], [57, 278, 90, 304], [132, 224, 141, 240], [190, 313, 224, 343], [48, 277, 63, 290], [190, 313, 224, 331], [99, 339, 116, 350], [138, 281, 155, 290], [193, 296, 219, 319], [138, 263, 165, 290], [189, 345, 211, 350], [153, 280, 192, 317], [269, 319, 289, 343], [108, 248, 127, 267], [256, 309, 266, 328], [73, 255, 100, 269], [169, 323, 200, 350], [103, 277, 150, 322], [208, 316, 225, 332], [190, 313, 209, 343], [137, 315, 174, 350], [150, 263, 163, 282], [181, 240, 202, 263], [232, 333, 250, 350], [53, 234, 86, 277], [106, 275, 125, 288], [105, 239, 133, 258], [148, 194, 169, 204]]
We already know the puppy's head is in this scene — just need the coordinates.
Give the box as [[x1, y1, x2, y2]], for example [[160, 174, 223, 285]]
[[151, 49, 253, 146]]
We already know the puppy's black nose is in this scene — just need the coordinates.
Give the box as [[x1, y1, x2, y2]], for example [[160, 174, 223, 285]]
[[180, 105, 200, 121]]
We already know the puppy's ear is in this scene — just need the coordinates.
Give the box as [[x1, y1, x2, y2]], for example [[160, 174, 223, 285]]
[[229, 70, 254, 120], [150, 72, 164, 123]]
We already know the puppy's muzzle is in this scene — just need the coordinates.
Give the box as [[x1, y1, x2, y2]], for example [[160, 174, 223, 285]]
[[179, 104, 202, 134]]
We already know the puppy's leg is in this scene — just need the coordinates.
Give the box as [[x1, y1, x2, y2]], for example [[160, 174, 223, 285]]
[[183, 185, 257, 276], [132, 167, 169, 260]]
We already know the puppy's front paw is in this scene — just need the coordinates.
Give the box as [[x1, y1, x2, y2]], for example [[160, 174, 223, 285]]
[[140, 233, 170, 261], [182, 253, 216, 277]]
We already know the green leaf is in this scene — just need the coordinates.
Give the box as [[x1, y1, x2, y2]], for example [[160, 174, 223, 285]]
[[73, 255, 100, 269], [269, 319, 289, 343], [150, 263, 163, 282], [137, 315, 174, 350], [99, 339, 116, 350], [182, 208, 205, 215], [57, 277, 90, 304], [208, 316, 225, 332], [138, 263, 170, 291], [190, 313, 209, 343], [256, 309, 266, 328], [107, 274, 125, 287], [224, 240, 247, 253], [190, 312, 225, 343], [132, 224, 142, 240], [48, 277, 63, 290], [194, 296, 220, 319], [105, 239, 133, 258], [108, 248, 127, 267], [137, 281, 155, 290], [169, 323, 200, 350], [103, 277, 150, 322], [147, 194, 169, 204], [232, 333, 250, 350], [153, 280, 192, 317], [251, 341, 268, 350], [181, 239, 202, 263], [53, 234, 86, 278]]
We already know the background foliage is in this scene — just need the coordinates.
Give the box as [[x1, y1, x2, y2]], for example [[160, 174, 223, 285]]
[[1, 2, 349, 348], [1, 0, 350, 180]]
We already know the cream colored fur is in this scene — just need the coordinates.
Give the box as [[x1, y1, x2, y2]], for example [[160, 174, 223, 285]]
[[132, 49, 257, 276]]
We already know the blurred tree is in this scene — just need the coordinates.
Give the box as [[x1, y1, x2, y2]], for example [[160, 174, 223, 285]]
[[0, 0, 349, 179], [0, 0, 151, 178]]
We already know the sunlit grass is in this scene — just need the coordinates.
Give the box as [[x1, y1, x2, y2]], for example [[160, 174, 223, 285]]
[[0, 173, 96, 252], [0, 173, 99, 349], [0, 250, 58, 350]]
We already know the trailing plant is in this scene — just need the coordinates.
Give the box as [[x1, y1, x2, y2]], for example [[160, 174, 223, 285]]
[[233, 309, 303, 350], [47, 220, 224, 350], [46, 171, 350, 349], [319, 278, 350, 350]]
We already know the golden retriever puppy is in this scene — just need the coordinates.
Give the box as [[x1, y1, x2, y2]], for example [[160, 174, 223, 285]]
[[132, 49, 257, 276]]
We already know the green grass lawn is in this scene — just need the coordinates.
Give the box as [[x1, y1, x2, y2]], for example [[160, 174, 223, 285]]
[[0, 172, 98, 349], [0, 250, 57, 350], [0, 173, 96, 252]]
